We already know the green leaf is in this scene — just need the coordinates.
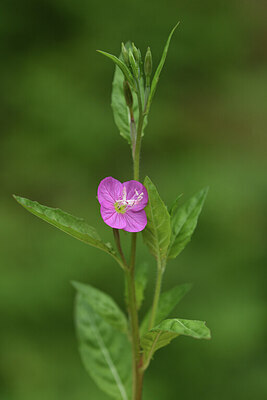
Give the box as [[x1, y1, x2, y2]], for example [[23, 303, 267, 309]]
[[141, 318, 211, 361], [140, 283, 192, 335], [13, 195, 116, 258], [146, 22, 179, 114], [72, 281, 128, 333], [74, 285, 131, 400], [142, 177, 171, 265], [168, 193, 183, 214], [135, 262, 149, 310], [168, 187, 209, 259], [111, 65, 136, 144], [111, 56, 147, 144], [97, 50, 135, 87], [111, 64, 131, 144]]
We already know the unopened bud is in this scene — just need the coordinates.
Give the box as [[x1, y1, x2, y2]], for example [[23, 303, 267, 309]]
[[121, 42, 129, 65], [138, 49, 142, 64], [132, 43, 139, 62], [123, 80, 133, 109], [128, 49, 139, 78], [144, 47, 152, 79]]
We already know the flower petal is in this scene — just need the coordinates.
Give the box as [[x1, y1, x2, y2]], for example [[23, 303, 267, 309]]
[[123, 180, 148, 212], [97, 177, 123, 205], [100, 204, 126, 229], [123, 209, 147, 232]]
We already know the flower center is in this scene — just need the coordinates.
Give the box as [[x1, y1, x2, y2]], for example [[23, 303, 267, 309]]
[[114, 186, 144, 213], [114, 202, 127, 214]]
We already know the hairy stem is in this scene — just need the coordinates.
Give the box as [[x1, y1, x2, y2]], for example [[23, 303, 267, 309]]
[[127, 78, 145, 400]]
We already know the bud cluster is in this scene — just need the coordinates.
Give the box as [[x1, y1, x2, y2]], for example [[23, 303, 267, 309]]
[[121, 42, 152, 85], [121, 42, 153, 113]]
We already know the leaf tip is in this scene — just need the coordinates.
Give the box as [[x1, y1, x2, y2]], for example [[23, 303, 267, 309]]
[[184, 282, 194, 291], [203, 321, 212, 340], [170, 21, 180, 36], [202, 186, 210, 199], [143, 176, 151, 186], [96, 50, 108, 57], [206, 330, 212, 340], [13, 194, 23, 205], [71, 280, 81, 291]]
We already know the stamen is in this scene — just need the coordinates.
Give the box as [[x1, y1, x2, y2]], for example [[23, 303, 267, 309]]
[[122, 186, 127, 203], [115, 187, 144, 212]]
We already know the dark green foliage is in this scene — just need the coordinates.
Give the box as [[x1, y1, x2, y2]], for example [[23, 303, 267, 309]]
[[2, 1, 266, 399]]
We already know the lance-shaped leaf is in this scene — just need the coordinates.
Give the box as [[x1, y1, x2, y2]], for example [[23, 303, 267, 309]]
[[112, 64, 132, 144], [13, 195, 117, 258], [168, 193, 183, 214], [142, 177, 171, 265], [168, 187, 209, 259], [141, 318, 211, 362], [72, 282, 128, 333], [97, 50, 135, 87], [112, 66, 146, 145], [145, 22, 179, 114], [74, 284, 131, 400], [140, 283, 192, 335]]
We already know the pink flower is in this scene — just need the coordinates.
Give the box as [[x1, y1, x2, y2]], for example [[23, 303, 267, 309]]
[[97, 177, 148, 232]]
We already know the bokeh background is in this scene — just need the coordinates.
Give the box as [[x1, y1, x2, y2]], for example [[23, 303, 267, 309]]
[[1, 0, 266, 399]]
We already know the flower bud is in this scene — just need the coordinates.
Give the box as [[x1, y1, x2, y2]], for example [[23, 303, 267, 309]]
[[132, 42, 139, 63], [123, 80, 133, 109], [138, 49, 142, 64], [121, 42, 129, 65], [144, 47, 152, 79], [128, 49, 139, 79]]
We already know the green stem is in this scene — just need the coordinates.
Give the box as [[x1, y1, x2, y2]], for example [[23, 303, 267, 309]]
[[111, 252, 127, 270], [126, 78, 145, 400], [129, 108, 137, 161], [125, 259, 142, 399], [148, 261, 164, 331], [144, 86, 150, 114], [113, 229, 127, 268], [112, 229, 142, 398]]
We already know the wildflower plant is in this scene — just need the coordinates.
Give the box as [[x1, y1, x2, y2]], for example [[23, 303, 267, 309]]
[[14, 23, 211, 400]]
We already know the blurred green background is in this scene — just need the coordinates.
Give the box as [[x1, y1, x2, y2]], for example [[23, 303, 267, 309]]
[[1, 0, 266, 399]]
